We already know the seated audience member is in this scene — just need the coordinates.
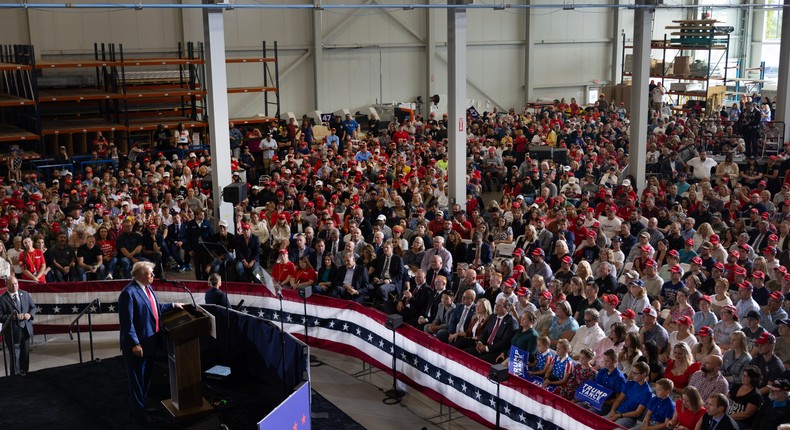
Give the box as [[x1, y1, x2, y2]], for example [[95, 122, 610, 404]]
[[666, 386, 707, 430], [663, 342, 701, 391], [555, 347, 596, 400], [726, 365, 762, 429], [548, 300, 579, 348], [570, 308, 606, 358], [721, 331, 752, 385], [688, 354, 729, 401], [640, 306, 669, 356], [749, 332, 786, 395], [629, 378, 675, 430], [425, 290, 455, 336], [640, 340, 666, 383], [496, 309, 539, 365], [692, 295, 718, 334], [697, 393, 738, 430], [234, 222, 261, 282], [449, 297, 491, 349], [693, 326, 722, 363], [272, 249, 294, 285], [542, 339, 574, 390], [314, 254, 336, 295], [592, 322, 626, 369], [332, 252, 370, 303], [286, 256, 317, 289], [439, 289, 476, 343], [713, 305, 742, 350], [750, 377, 790, 430], [595, 348, 627, 414], [616, 331, 641, 375], [464, 298, 518, 363], [607, 361, 653, 427], [528, 336, 555, 378], [370, 242, 405, 304]]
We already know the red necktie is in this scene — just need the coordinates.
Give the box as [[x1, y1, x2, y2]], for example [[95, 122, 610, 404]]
[[487, 317, 502, 345], [145, 286, 159, 333]]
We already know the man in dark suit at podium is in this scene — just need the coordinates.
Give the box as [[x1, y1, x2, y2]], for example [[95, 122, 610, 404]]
[[118, 261, 181, 424], [465, 298, 518, 363]]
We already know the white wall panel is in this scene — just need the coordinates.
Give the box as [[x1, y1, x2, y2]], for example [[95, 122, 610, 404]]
[[28, 1, 181, 55], [223, 8, 312, 49], [532, 43, 611, 88], [0, 10, 30, 45]]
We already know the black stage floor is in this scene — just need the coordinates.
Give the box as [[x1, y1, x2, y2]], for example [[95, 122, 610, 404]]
[[0, 356, 365, 430]]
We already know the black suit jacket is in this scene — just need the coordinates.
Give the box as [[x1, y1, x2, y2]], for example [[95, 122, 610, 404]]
[[0, 290, 36, 340], [478, 314, 518, 355], [446, 304, 475, 336], [698, 414, 737, 430], [332, 264, 370, 294], [464, 242, 493, 266], [372, 254, 404, 288], [748, 229, 770, 251], [289, 246, 316, 265], [234, 234, 261, 264], [167, 223, 188, 245], [205, 287, 229, 307]]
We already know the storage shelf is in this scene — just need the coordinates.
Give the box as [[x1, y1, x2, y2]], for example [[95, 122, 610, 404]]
[[225, 58, 276, 64], [126, 119, 207, 132], [0, 125, 39, 142], [227, 86, 278, 94], [667, 91, 708, 97], [229, 116, 278, 126], [125, 88, 207, 99], [0, 62, 32, 71], [40, 118, 125, 135], [122, 58, 205, 66], [0, 94, 36, 107], [36, 60, 120, 69], [623, 73, 724, 81], [38, 88, 123, 102]]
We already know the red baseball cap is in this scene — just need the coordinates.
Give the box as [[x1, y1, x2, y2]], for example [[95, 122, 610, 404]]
[[674, 316, 693, 326], [698, 326, 713, 337]]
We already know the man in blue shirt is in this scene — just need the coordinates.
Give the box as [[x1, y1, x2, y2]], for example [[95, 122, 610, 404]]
[[595, 349, 626, 414], [342, 113, 359, 138], [607, 361, 652, 427]]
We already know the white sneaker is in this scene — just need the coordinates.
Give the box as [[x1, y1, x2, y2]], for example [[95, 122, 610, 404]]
[[105, 274, 114, 280]]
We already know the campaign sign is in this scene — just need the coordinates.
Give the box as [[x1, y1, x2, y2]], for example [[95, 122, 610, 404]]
[[574, 381, 612, 412], [523, 374, 544, 386], [508, 346, 529, 379], [320, 113, 333, 124], [467, 106, 480, 119], [258, 381, 311, 430]]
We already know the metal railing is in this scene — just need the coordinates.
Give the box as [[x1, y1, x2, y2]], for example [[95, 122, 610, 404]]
[[68, 298, 101, 364]]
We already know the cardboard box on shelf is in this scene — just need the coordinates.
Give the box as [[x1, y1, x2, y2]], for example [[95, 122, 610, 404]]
[[674, 56, 691, 76]]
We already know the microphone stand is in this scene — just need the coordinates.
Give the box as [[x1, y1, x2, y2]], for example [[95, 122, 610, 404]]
[[160, 278, 197, 308], [202, 240, 232, 280], [276, 286, 288, 398]]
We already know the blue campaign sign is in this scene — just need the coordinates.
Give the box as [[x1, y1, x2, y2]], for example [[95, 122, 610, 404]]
[[467, 106, 480, 119], [259, 381, 311, 430], [320, 113, 333, 124], [574, 381, 613, 411], [508, 346, 529, 379]]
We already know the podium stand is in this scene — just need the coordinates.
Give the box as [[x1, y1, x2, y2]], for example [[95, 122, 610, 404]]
[[160, 304, 214, 420]]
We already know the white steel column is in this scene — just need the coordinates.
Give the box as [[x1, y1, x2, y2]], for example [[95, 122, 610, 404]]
[[628, 0, 653, 194], [203, 3, 234, 229], [611, 0, 623, 85], [426, 6, 436, 117], [523, 0, 534, 103], [312, 6, 324, 111], [776, 0, 790, 141], [448, 0, 467, 213]]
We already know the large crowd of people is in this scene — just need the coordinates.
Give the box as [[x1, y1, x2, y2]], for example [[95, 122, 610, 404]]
[[1, 92, 789, 428]]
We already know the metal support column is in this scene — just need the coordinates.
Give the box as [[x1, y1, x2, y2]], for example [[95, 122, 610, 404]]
[[523, 0, 534, 103], [611, 0, 623, 85], [426, 6, 436, 117], [628, 0, 653, 194], [312, 4, 324, 111], [202, 1, 234, 229], [448, 0, 467, 214], [776, 0, 790, 141]]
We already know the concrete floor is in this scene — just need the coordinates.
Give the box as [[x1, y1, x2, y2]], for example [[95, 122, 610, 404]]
[[8, 332, 485, 430]]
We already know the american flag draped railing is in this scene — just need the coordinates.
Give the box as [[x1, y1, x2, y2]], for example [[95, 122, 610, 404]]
[[12, 280, 618, 430]]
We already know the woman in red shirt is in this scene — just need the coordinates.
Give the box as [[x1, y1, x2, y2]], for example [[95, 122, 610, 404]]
[[271, 249, 295, 285], [666, 386, 706, 430], [662, 342, 701, 391], [19, 237, 47, 283], [288, 256, 317, 289]]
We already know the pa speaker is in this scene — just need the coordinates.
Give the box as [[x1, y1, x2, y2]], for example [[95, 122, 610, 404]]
[[223, 183, 246, 204], [386, 314, 403, 329], [552, 148, 568, 165], [298, 285, 313, 299], [489, 363, 509, 383], [529, 146, 553, 161]]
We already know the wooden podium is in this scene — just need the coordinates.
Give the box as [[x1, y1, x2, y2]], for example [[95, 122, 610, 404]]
[[160, 304, 214, 420]]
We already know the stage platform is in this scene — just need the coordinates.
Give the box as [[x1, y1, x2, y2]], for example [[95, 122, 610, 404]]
[[0, 355, 364, 430]]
